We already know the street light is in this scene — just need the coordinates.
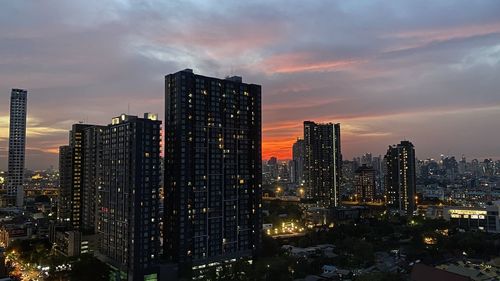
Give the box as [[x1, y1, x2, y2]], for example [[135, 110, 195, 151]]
[[276, 187, 282, 197], [298, 188, 305, 197]]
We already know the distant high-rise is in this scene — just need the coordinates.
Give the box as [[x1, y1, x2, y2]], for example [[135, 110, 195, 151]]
[[354, 164, 376, 202], [58, 124, 94, 229], [303, 121, 342, 207], [58, 145, 72, 221], [97, 113, 161, 281], [384, 141, 417, 214], [267, 156, 278, 181], [7, 89, 28, 207], [292, 138, 305, 184], [164, 69, 262, 276]]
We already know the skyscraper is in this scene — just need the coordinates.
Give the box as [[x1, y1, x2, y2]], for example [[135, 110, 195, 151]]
[[7, 88, 28, 207], [303, 121, 342, 207], [384, 141, 417, 215], [354, 164, 376, 202], [58, 114, 161, 280], [58, 124, 94, 229], [292, 138, 305, 184], [58, 145, 72, 222], [164, 69, 262, 277], [82, 125, 105, 233], [97, 113, 161, 281]]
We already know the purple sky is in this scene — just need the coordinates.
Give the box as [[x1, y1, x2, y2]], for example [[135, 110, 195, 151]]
[[1, 0, 500, 170]]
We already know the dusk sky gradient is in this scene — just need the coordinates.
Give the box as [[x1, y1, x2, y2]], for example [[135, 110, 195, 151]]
[[1, 0, 500, 170]]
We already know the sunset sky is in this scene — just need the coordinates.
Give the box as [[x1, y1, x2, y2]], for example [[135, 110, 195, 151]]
[[1, 0, 500, 170]]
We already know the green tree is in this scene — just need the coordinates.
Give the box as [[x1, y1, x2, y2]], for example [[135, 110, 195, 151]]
[[69, 254, 110, 281]]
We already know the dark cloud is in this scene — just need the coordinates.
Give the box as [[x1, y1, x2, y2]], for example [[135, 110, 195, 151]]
[[1, 0, 500, 169]]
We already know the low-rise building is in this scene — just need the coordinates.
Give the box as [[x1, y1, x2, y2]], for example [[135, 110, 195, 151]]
[[0, 223, 32, 247], [443, 201, 500, 233]]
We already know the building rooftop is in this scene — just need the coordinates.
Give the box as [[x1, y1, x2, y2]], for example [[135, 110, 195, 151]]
[[411, 264, 471, 281]]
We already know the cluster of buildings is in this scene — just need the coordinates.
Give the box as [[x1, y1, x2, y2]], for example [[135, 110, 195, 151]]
[[2, 68, 499, 281], [1, 69, 263, 281], [265, 134, 418, 215]]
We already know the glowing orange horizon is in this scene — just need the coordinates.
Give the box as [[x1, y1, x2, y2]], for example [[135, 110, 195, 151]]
[[262, 137, 296, 160]]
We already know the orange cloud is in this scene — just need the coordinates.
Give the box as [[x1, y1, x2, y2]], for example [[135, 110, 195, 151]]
[[263, 136, 296, 160]]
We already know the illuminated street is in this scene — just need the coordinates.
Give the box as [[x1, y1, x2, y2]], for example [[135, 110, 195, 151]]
[[5, 250, 44, 281]]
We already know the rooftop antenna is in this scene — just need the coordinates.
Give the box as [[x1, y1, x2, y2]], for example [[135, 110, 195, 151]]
[[127, 103, 130, 115]]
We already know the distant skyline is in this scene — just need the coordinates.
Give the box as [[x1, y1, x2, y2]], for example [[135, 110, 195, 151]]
[[1, 0, 500, 170]]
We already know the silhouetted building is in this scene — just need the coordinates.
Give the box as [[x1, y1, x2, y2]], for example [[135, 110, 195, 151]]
[[164, 69, 262, 277], [354, 164, 375, 202], [267, 156, 278, 181], [97, 113, 161, 281], [82, 125, 105, 233], [292, 138, 305, 184], [58, 145, 72, 223], [58, 124, 94, 229], [7, 88, 28, 207], [303, 121, 342, 207], [385, 141, 416, 214]]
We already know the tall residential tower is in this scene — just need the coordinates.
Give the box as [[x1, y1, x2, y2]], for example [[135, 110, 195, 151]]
[[384, 141, 417, 215], [58, 114, 162, 281], [58, 123, 94, 229], [354, 164, 376, 202], [7, 88, 28, 207], [292, 138, 305, 185], [97, 114, 161, 281], [303, 121, 342, 207], [164, 69, 262, 277]]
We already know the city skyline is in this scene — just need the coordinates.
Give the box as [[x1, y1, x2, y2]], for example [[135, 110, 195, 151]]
[[1, 1, 500, 170]]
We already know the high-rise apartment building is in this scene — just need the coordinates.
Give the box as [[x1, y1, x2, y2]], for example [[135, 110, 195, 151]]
[[58, 124, 94, 229], [58, 124, 105, 233], [97, 113, 161, 281], [58, 145, 72, 221], [7, 88, 28, 207], [164, 69, 262, 277], [384, 141, 417, 215], [354, 164, 376, 202], [292, 138, 305, 184], [58, 114, 161, 280], [82, 125, 105, 233], [303, 121, 342, 207]]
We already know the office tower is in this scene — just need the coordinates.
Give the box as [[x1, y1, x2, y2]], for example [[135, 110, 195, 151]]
[[354, 164, 376, 202], [7, 88, 28, 207], [58, 145, 72, 222], [164, 69, 262, 276], [98, 113, 161, 281], [303, 121, 342, 207], [82, 125, 105, 233], [292, 138, 305, 184], [384, 141, 416, 215]]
